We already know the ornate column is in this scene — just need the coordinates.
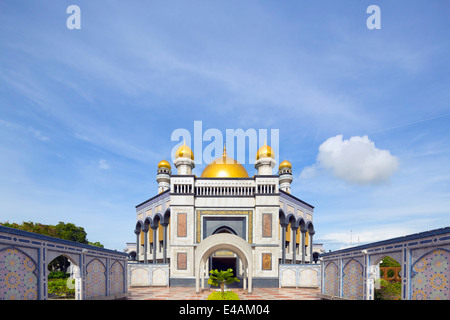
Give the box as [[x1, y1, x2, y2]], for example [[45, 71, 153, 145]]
[[292, 227, 298, 264], [280, 223, 288, 264], [301, 230, 306, 264], [152, 225, 158, 263], [162, 223, 168, 263], [134, 229, 140, 262], [309, 232, 315, 263], [143, 229, 148, 263]]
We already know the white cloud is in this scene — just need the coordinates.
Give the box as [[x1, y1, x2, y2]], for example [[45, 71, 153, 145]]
[[301, 135, 398, 185], [299, 164, 318, 180], [98, 159, 111, 170]]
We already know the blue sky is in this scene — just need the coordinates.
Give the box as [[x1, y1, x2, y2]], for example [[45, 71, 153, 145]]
[[1, 1, 449, 251]]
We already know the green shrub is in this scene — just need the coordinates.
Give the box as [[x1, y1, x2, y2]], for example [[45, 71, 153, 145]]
[[48, 278, 75, 298], [207, 291, 240, 300], [48, 271, 70, 279], [375, 279, 401, 300]]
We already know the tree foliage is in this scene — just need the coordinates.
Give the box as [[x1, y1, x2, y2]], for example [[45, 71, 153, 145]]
[[379, 256, 400, 267], [54, 221, 88, 243], [1, 221, 59, 237], [0, 221, 102, 247], [2, 220, 104, 274]]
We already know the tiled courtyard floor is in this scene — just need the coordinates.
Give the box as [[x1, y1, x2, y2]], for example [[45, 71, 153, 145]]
[[127, 286, 321, 300]]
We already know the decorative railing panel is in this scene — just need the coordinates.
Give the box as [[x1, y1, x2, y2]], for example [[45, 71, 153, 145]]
[[128, 262, 169, 287], [279, 264, 321, 288], [379, 266, 401, 282]]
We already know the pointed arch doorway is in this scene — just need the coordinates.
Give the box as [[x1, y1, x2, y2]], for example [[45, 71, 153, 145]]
[[195, 233, 253, 294]]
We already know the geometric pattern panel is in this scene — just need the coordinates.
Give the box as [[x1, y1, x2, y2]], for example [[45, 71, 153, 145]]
[[85, 259, 106, 298], [411, 248, 449, 300], [110, 261, 124, 294], [0, 247, 38, 300], [324, 262, 339, 297], [342, 259, 363, 300]]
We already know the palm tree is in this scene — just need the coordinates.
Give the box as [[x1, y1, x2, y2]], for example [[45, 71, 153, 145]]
[[207, 268, 240, 297]]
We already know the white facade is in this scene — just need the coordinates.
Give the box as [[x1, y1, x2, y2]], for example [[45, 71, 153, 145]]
[[133, 144, 316, 287]]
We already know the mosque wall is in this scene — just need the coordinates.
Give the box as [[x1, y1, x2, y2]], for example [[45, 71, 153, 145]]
[[320, 227, 450, 300], [168, 194, 196, 278], [0, 225, 128, 300]]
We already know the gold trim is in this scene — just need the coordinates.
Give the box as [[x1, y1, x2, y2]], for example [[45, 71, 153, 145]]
[[196, 210, 253, 243]]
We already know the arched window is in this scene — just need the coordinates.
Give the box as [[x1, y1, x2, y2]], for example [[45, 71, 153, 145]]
[[213, 226, 237, 235]]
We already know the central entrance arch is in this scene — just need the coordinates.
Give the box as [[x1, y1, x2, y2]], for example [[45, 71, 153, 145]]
[[211, 226, 238, 275], [195, 233, 253, 294]]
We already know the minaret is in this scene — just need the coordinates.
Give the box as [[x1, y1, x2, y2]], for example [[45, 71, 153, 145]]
[[156, 159, 171, 193], [173, 140, 195, 175], [278, 160, 293, 193], [255, 141, 276, 175]]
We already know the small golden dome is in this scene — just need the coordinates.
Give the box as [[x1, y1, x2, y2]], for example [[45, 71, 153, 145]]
[[256, 141, 275, 160], [279, 159, 292, 170], [175, 141, 194, 160], [158, 159, 171, 169], [201, 147, 249, 178]]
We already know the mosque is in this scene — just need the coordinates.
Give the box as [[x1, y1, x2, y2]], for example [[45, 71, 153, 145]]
[[131, 142, 318, 289]]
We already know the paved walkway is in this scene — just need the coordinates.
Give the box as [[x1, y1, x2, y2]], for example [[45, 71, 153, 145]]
[[127, 286, 321, 300]]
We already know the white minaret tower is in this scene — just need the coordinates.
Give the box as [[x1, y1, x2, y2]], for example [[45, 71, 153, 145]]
[[278, 160, 293, 193], [156, 159, 171, 193], [255, 141, 276, 175], [173, 141, 195, 175]]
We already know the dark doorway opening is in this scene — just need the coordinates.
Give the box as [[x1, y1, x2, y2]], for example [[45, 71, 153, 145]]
[[212, 256, 236, 273], [209, 255, 241, 288]]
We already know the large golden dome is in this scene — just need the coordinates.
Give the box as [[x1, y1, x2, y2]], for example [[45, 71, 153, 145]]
[[175, 141, 194, 160], [201, 148, 249, 178]]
